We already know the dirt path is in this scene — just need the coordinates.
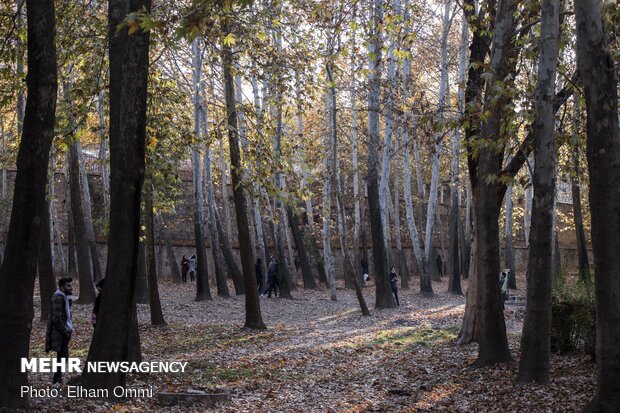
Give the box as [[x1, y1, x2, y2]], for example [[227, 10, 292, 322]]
[[26, 277, 594, 412]]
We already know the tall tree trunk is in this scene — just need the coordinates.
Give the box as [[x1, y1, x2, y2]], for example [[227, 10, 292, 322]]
[[268, 10, 294, 299], [551, 183, 561, 277], [570, 94, 589, 278], [222, 22, 265, 329], [524, 165, 533, 246], [96, 91, 111, 219], [15, 0, 25, 137], [322, 91, 337, 301], [205, 145, 231, 297], [81, 0, 150, 390], [368, 0, 393, 309], [517, 0, 560, 383], [67, 195, 76, 276], [250, 74, 268, 280], [504, 181, 516, 289], [326, 60, 354, 290], [286, 206, 316, 289], [394, 124, 411, 289], [144, 183, 166, 325], [155, 213, 182, 283], [214, 208, 245, 294], [403, 118, 427, 289], [68, 141, 95, 304], [462, 183, 472, 279], [423, 0, 451, 291], [0, 1, 56, 403], [471, 0, 517, 366], [191, 39, 211, 302], [135, 242, 149, 304], [350, 17, 362, 284], [457, 233, 479, 345], [49, 150, 66, 273], [38, 195, 56, 321], [449, 11, 468, 296], [219, 140, 233, 244], [78, 144, 103, 284], [379, 0, 399, 247], [457, 0, 492, 345], [574, 0, 620, 407]]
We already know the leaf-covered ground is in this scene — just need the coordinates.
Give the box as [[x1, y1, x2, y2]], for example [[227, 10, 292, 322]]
[[27, 276, 595, 412]]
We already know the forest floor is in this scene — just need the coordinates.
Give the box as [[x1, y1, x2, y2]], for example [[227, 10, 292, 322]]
[[26, 274, 595, 412]]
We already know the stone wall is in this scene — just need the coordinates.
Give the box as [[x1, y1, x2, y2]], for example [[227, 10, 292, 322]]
[[0, 169, 590, 280]]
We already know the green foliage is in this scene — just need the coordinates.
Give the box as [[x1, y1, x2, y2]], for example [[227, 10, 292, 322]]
[[145, 69, 193, 213], [551, 269, 595, 357]]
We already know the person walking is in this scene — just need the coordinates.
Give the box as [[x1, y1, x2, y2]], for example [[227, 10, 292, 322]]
[[181, 255, 189, 283], [436, 253, 444, 278], [45, 277, 74, 387], [188, 254, 196, 282], [389, 267, 400, 306], [361, 258, 370, 282], [255, 257, 264, 293], [264, 256, 279, 298]]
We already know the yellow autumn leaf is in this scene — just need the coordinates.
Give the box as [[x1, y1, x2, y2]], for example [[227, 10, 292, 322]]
[[256, 31, 268, 42], [223, 33, 236, 46]]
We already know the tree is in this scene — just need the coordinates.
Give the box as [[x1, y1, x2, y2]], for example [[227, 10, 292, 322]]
[[144, 181, 166, 325], [448, 9, 468, 296], [517, 0, 560, 383], [0, 0, 57, 408], [68, 138, 96, 303], [367, 0, 394, 309], [222, 16, 266, 330], [574, 0, 620, 408], [205, 142, 232, 297], [570, 93, 589, 279], [469, 0, 518, 365], [190, 38, 212, 302], [38, 192, 56, 321], [81, 0, 151, 391]]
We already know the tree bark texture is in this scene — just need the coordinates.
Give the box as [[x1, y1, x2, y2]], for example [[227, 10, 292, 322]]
[[0, 1, 56, 405], [368, 0, 393, 309], [215, 208, 245, 295], [144, 183, 166, 325], [517, 0, 559, 383], [135, 242, 149, 304], [190, 39, 212, 302], [574, 0, 620, 407], [38, 195, 56, 321], [69, 142, 95, 304], [570, 94, 590, 279], [287, 206, 316, 289], [222, 27, 266, 329], [205, 146, 231, 297], [81, 0, 150, 391], [472, 0, 517, 366], [155, 213, 182, 283]]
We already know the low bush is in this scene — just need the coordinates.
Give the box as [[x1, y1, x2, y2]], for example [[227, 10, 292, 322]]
[[550, 270, 595, 357]]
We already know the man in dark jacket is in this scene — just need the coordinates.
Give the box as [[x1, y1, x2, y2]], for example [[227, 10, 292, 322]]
[[45, 277, 74, 386], [264, 256, 279, 298]]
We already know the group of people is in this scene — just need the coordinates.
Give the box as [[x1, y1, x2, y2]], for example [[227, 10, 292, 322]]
[[45, 276, 104, 387], [181, 254, 197, 282]]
